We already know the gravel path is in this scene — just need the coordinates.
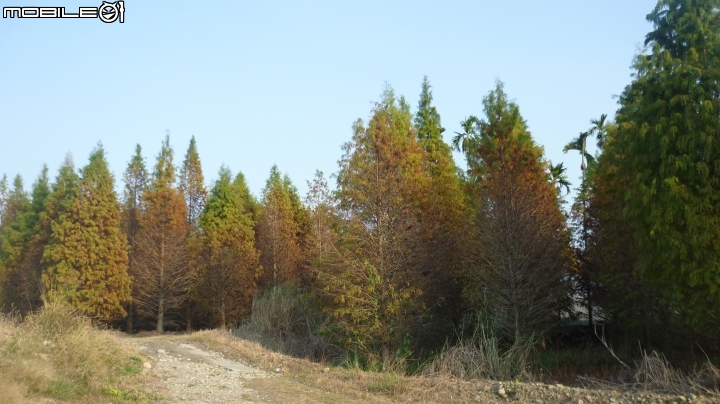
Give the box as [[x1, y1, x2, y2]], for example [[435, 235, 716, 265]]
[[134, 338, 271, 403]]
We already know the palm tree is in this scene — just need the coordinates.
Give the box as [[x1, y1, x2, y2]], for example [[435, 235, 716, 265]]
[[452, 116, 480, 154], [548, 162, 571, 195], [563, 131, 595, 172], [562, 114, 607, 328], [589, 113, 608, 149]]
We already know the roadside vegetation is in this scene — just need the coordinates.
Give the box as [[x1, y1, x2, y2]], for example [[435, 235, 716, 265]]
[[0, 303, 155, 403]]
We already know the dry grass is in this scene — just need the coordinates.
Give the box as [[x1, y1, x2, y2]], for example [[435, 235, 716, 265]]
[[184, 329, 501, 403], [580, 350, 720, 398], [423, 321, 534, 381], [0, 303, 155, 403], [630, 351, 720, 396]]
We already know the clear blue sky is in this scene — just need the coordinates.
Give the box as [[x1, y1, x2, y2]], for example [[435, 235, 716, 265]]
[[0, 1, 656, 201]]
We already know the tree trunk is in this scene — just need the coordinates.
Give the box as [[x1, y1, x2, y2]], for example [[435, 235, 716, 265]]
[[220, 302, 226, 330], [126, 301, 133, 334], [156, 296, 164, 333]]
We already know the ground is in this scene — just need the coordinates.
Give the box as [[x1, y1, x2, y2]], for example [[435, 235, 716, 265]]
[[128, 332, 715, 404]]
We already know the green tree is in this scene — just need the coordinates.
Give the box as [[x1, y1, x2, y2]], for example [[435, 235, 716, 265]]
[[414, 76, 468, 345], [121, 144, 149, 333], [256, 166, 301, 288], [196, 167, 261, 328], [305, 170, 336, 268], [179, 136, 207, 230], [0, 175, 31, 310], [0, 174, 8, 227], [43, 146, 131, 320], [604, 0, 720, 337], [2, 167, 51, 314], [548, 162, 572, 196]]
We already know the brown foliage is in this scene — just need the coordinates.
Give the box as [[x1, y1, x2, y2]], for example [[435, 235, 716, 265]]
[[133, 186, 191, 332]]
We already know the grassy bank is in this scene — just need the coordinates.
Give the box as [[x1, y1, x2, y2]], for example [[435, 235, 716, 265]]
[[0, 303, 155, 403]]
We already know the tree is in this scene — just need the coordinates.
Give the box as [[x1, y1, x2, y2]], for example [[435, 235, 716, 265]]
[[196, 167, 261, 328], [456, 82, 572, 341], [316, 86, 433, 365], [133, 136, 191, 332], [43, 146, 131, 320], [177, 137, 208, 330], [256, 166, 301, 288], [414, 76, 468, 344], [1, 167, 51, 314], [548, 162, 572, 196], [0, 174, 8, 227], [178, 136, 207, 230], [121, 144, 149, 332], [0, 175, 31, 310], [600, 0, 720, 339], [305, 170, 336, 267]]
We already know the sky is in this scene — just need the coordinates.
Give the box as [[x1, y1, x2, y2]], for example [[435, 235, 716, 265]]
[[0, 1, 657, 202]]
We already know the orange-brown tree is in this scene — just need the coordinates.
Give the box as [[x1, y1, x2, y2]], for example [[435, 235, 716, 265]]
[[315, 86, 435, 365], [196, 167, 261, 328], [133, 136, 191, 332], [454, 82, 572, 341]]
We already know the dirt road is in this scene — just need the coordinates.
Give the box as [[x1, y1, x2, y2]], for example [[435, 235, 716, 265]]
[[134, 337, 271, 403]]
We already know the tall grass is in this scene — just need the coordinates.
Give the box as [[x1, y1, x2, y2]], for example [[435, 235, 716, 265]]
[[233, 284, 335, 361], [0, 302, 150, 403], [423, 316, 534, 380]]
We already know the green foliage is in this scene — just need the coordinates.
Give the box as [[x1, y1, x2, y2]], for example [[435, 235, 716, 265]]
[[606, 0, 720, 336], [43, 146, 131, 320], [0, 167, 51, 314], [196, 167, 260, 328], [257, 165, 302, 288]]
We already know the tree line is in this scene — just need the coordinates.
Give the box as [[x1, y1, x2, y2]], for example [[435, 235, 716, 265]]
[[2, 0, 719, 365]]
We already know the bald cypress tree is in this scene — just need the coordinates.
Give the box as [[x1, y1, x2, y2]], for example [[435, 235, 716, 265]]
[[41, 156, 80, 303], [455, 82, 572, 341], [316, 86, 435, 365], [134, 135, 191, 332], [121, 144, 148, 332], [2, 167, 51, 314], [256, 166, 301, 289], [43, 146, 131, 320], [0, 175, 31, 310], [197, 167, 261, 328], [179, 136, 207, 231], [178, 136, 207, 330], [414, 77, 468, 342], [0, 175, 8, 227]]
